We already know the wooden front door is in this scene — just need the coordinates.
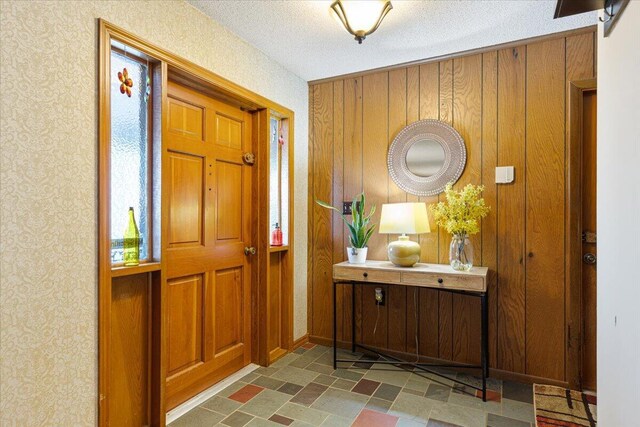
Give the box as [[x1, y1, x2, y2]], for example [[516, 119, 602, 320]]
[[581, 89, 597, 391], [164, 81, 253, 409]]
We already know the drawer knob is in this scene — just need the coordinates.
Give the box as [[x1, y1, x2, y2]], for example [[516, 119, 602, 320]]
[[363, 272, 368, 278], [438, 278, 444, 284]]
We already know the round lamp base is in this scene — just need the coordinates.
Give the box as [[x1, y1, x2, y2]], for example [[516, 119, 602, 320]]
[[387, 236, 421, 267]]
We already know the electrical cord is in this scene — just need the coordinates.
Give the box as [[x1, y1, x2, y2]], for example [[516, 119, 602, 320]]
[[373, 301, 380, 336], [413, 287, 419, 363]]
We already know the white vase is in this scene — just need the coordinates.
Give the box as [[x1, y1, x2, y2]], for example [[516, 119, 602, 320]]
[[347, 247, 368, 264]]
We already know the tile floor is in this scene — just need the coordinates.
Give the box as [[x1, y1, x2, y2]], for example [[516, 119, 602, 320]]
[[169, 344, 535, 427]]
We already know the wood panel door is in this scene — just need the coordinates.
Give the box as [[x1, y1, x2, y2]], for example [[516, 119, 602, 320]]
[[164, 81, 253, 409], [581, 89, 597, 391]]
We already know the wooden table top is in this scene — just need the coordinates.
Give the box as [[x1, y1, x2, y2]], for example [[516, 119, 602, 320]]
[[333, 260, 488, 292]]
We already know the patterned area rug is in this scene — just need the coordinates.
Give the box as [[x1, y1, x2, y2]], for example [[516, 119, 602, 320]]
[[534, 384, 597, 427]]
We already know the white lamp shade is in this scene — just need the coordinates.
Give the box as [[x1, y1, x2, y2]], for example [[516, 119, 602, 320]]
[[378, 203, 431, 235]]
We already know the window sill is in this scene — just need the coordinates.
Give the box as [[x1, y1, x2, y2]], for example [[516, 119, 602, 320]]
[[111, 261, 161, 278]]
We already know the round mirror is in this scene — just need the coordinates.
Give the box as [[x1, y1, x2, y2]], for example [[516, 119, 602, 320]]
[[387, 119, 466, 196], [405, 139, 446, 177]]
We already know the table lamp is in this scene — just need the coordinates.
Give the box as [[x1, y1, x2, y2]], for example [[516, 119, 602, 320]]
[[379, 202, 431, 267]]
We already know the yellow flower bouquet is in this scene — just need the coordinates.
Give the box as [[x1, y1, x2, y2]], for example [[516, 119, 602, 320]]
[[429, 183, 490, 270]]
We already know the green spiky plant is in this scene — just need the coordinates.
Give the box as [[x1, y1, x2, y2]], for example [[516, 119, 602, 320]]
[[316, 193, 376, 254]]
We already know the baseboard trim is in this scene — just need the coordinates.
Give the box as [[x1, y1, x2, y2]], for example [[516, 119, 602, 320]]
[[293, 334, 309, 350], [166, 363, 259, 424], [308, 335, 569, 387], [309, 335, 338, 347], [488, 368, 569, 388]]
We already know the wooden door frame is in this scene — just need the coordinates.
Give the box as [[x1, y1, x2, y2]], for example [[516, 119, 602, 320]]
[[566, 78, 597, 390], [99, 19, 295, 426], [253, 110, 295, 366]]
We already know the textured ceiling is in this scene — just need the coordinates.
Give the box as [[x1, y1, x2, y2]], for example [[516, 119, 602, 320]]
[[188, 1, 596, 81]]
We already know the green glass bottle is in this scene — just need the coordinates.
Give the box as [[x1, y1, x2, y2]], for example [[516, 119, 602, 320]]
[[123, 207, 140, 266]]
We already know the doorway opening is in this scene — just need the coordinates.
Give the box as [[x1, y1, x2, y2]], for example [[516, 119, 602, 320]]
[[98, 20, 295, 426]]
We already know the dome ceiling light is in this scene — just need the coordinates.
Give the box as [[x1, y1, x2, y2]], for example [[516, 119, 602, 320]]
[[330, 0, 393, 44]]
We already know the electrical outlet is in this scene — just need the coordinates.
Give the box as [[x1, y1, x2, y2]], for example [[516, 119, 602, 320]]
[[374, 287, 385, 306]]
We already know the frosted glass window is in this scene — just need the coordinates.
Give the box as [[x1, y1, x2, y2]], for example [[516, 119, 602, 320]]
[[110, 50, 149, 263], [269, 117, 289, 245], [280, 124, 289, 246], [269, 118, 280, 233]]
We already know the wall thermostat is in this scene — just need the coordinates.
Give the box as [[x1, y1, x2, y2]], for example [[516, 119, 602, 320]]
[[495, 166, 514, 184]]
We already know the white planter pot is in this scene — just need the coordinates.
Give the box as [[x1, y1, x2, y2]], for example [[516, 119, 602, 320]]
[[347, 247, 368, 264]]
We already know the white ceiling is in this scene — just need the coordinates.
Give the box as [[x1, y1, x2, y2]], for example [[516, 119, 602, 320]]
[[188, 0, 597, 81]]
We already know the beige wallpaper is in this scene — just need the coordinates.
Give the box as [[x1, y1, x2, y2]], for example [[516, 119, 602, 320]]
[[0, 1, 308, 424]]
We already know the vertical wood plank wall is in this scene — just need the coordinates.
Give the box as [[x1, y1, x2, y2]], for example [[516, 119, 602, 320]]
[[307, 30, 596, 383]]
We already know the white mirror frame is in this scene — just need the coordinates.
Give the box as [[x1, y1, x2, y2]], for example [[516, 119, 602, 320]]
[[387, 119, 467, 196]]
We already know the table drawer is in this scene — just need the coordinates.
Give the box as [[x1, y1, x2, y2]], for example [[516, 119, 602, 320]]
[[401, 271, 485, 291], [333, 267, 401, 284]]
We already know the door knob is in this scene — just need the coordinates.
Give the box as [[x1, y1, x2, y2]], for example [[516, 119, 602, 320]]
[[583, 253, 597, 264], [244, 246, 256, 256]]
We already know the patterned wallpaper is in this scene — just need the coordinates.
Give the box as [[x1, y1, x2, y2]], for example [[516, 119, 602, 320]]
[[0, 1, 308, 424]]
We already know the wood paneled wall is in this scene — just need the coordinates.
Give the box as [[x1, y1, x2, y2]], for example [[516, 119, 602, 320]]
[[307, 29, 596, 384]]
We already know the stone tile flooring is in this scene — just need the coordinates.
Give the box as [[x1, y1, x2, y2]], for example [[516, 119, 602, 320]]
[[169, 344, 535, 427]]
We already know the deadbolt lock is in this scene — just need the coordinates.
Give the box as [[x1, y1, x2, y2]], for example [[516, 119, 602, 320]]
[[582, 231, 597, 244], [242, 152, 255, 165], [583, 253, 597, 265]]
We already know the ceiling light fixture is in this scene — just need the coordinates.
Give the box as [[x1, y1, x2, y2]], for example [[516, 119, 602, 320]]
[[330, 0, 393, 44]]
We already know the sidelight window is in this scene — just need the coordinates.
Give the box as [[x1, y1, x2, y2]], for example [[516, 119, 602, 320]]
[[109, 47, 152, 263], [269, 116, 289, 246]]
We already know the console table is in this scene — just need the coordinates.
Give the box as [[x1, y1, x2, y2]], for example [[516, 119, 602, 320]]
[[332, 260, 490, 401]]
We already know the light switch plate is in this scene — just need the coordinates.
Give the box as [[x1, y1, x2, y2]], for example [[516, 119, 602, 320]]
[[495, 166, 514, 184]]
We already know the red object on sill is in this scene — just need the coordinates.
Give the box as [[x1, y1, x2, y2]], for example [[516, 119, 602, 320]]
[[271, 223, 283, 246]]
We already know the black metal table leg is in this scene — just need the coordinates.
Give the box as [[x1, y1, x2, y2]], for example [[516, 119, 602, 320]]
[[333, 280, 337, 370], [481, 292, 488, 401], [351, 282, 356, 353], [332, 279, 488, 402]]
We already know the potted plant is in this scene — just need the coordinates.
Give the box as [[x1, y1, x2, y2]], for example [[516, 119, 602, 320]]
[[429, 183, 490, 271], [316, 193, 376, 264]]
